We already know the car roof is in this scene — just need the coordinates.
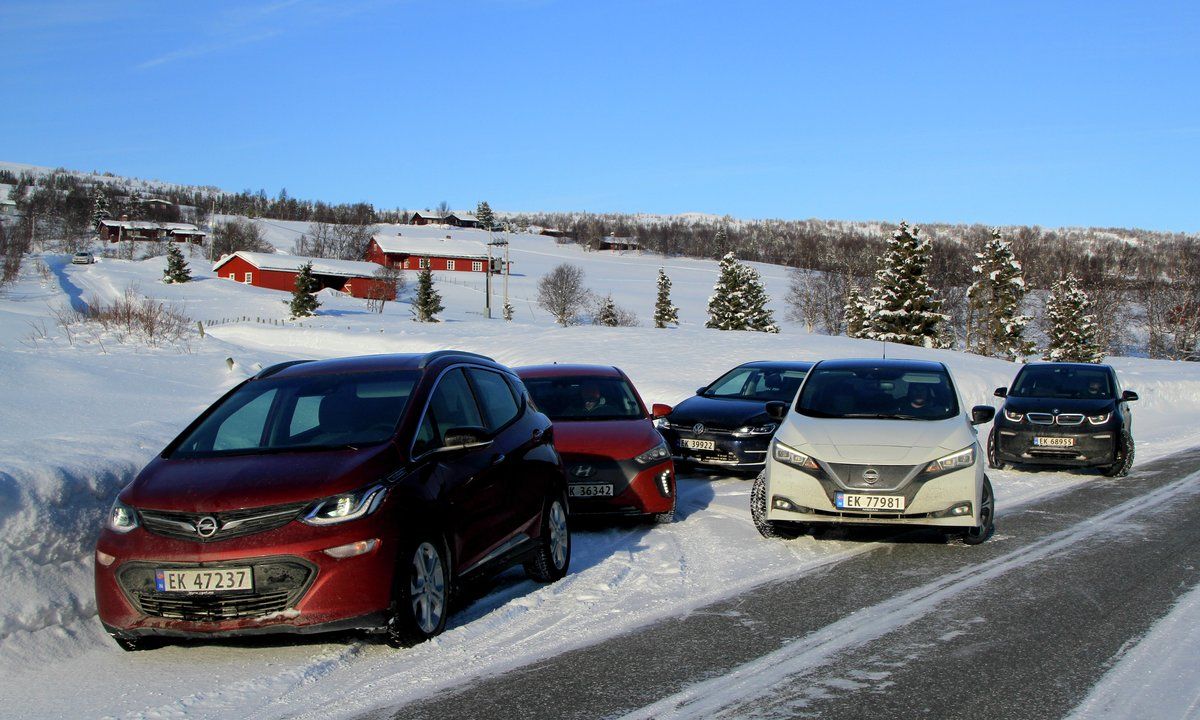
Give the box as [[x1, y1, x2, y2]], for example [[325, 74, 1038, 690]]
[[514, 364, 625, 380], [1017, 362, 1114, 372], [261, 351, 502, 380], [811, 358, 948, 373], [733, 360, 815, 371]]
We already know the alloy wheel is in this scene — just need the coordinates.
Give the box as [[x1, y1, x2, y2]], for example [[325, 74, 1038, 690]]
[[409, 541, 446, 635]]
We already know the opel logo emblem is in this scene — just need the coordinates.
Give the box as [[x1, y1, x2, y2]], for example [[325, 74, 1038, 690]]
[[862, 468, 880, 485], [693, 423, 706, 436], [572, 465, 596, 479], [195, 516, 219, 538]]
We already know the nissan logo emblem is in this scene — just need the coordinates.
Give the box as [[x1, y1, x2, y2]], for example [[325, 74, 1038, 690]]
[[693, 423, 706, 436], [572, 465, 596, 479], [862, 468, 880, 485], [195, 516, 219, 538]]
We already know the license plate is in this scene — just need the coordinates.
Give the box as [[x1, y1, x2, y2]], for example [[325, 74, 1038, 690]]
[[835, 493, 906, 511], [1033, 436, 1075, 447], [569, 484, 613, 498], [681, 439, 715, 451], [155, 567, 254, 593]]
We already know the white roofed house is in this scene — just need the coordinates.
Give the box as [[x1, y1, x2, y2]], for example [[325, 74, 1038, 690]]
[[443, 211, 481, 229], [366, 233, 503, 273], [212, 251, 396, 300], [98, 220, 207, 243], [408, 210, 445, 225]]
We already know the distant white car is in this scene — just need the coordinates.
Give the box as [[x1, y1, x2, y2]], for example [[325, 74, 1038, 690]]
[[752, 358, 996, 544], [71, 251, 95, 265]]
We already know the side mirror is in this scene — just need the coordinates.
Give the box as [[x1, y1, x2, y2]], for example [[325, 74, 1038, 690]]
[[651, 403, 673, 419], [1122, 390, 1139, 402], [696, 387, 707, 396], [441, 426, 492, 450], [994, 387, 1008, 398], [765, 401, 788, 422], [971, 406, 996, 425]]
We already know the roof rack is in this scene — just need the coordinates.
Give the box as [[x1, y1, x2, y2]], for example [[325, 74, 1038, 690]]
[[254, 359, 314, 379], [418, 350, 495, 368]]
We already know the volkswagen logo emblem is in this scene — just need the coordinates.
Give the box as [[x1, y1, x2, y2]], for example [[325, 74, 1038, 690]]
[[195, 516, 219, 538], [862, 468, 880, 485], [572, 465, 596, 479], [693, 423, 706, 436]]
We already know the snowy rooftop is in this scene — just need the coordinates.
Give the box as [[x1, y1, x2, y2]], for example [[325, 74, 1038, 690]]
[[371, 233, 489, 259], [214, 251, 384, 278], [99, 220, 204, 234]]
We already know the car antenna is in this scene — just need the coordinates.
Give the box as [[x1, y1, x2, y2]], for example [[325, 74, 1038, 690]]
[[882, 341, 887, 359]]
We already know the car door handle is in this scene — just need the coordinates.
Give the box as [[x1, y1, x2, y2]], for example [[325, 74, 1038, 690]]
[[491, 453, 506, 466]]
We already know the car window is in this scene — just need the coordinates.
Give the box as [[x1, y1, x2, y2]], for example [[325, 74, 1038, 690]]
[[213, 389, 277, 450], [796, 366, 959, 421], [705, 366, 808, 402], [1010, 366, 1115, 399], [523, 375, 643, 421], [412, 368, 485, 457], [468, 369, 520, 433]]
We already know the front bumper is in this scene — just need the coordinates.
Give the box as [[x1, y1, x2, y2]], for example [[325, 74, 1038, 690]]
[[994, 426, 1118, 467], [95, 518, 398, 637], [561, 456, 674, 516], [764, 461, 980, 528], [661, 428, 771, 470]]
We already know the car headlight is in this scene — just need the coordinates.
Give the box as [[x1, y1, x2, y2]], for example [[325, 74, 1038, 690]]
[[921, 447, 976, 478], [106, 499, 139, 534], [1003, 409, 1024, 423], [1087, 412, 1112, 425], [302, 485, 388, 526], [772, 440, 820, 474], [653, 417, 670, 430], [732, 423, 777, 438], [635, 441, 671, 465]]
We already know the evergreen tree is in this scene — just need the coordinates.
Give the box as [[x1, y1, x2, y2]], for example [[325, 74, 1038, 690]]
[[741, 264, 779, 333], [713, 226, 729, 255], [967, 230, 1033, 361], [706, 253, 747, 330], [653, 267, 680, 328], [843, 286, 870, 339], [91, 190, 110, 230], [1043, 273, 1103, 363], [475, 201, 495, 231], [865, 222, 948, 347], [596, 295, 619, 327], [289, 261, 321, 317], [502, 300, 515, 321], [412, 266, 444, 322], [162, 242, 192, 284]]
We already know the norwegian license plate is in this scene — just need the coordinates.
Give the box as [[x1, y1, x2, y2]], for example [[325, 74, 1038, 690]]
[[1033, 436, 1075, 447], [681, 439, 716, 451], [835, 493, 906, 511], [155, 567, 253, 593], [569, 484, 614, 498]]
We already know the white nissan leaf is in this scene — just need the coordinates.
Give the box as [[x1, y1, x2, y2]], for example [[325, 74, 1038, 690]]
[[751, 358, 996, 544]]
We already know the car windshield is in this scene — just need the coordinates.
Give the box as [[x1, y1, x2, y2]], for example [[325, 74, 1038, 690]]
[[169, 371, 418, 458], [702, 365, 808, 402], [796, 365, 959, 421], [1010, 366, 1114, 399], [522, 375, 644, 421]]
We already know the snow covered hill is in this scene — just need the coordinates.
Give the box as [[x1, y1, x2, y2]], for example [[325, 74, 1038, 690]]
[[2, 233, 1200, 719]]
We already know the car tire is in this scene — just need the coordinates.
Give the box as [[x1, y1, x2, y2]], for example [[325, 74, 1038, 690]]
[[1103, 431, 1135, 478], [987, 430, 1009, 470], [386, 535, 450, 647], [524, 496, 570, 583], [751, 471, 806, 540], [960, 476, 995, 546]]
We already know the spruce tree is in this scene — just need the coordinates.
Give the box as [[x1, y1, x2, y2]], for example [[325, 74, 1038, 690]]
[[865, 222, 947, 347], [843, 286, 869, 339], [91, 190, 110, 230], [162, 242, 192, 284], [653, 267, 680, 328], [475, 201, 495, 231], [1043, 273, 1103, 363], [412, 266, 444, 322], [967, 230, 1033, 360], [706, 253, 747, 330], [741, 264, 779, 333], [289, 261, 321, 318], [596, 295, 619, 327], [502, 300, 515, 321]]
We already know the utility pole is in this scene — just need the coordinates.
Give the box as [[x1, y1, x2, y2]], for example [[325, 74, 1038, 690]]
[[485, 242, 493, 319]]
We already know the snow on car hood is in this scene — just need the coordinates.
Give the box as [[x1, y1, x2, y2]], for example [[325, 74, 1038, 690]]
[[777, 416, 975, 465]]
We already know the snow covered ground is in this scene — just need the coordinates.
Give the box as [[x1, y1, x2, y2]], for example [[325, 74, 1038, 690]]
[[2, 228, 1200, 719]]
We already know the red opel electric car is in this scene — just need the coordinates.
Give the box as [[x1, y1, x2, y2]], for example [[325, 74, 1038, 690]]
[[95, 351, 570, 650], [516, 364, 676, 523]]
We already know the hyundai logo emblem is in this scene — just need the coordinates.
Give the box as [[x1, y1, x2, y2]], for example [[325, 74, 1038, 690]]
[[693, 423, 706, 436], [572, 465, 596, 479], [195, 516, 219, 538], [862, 468, 880, 485]]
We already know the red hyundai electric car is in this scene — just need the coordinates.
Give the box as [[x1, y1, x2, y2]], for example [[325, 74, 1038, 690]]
[[95, 351, 570, 650], [516, 364, 676, 523]]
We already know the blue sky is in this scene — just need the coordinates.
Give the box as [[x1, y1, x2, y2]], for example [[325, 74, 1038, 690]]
[[2, 0, 1198, 231]]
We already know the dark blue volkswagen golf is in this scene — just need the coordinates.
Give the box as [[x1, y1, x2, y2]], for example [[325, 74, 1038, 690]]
[[656, 361, 813, 473]]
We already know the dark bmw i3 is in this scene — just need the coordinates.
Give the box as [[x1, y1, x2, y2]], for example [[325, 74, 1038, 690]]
[[989, 362, 1138, 477]]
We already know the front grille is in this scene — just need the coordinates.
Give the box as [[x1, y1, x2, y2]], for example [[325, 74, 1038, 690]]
[[825, 463, 919, 491], [1056, 414, 1085, 425], [1027, 413, 1055, 425], [1025, 412, 1085, 426], [119, 559, 315, 622], [139, 502, 308, 542]]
